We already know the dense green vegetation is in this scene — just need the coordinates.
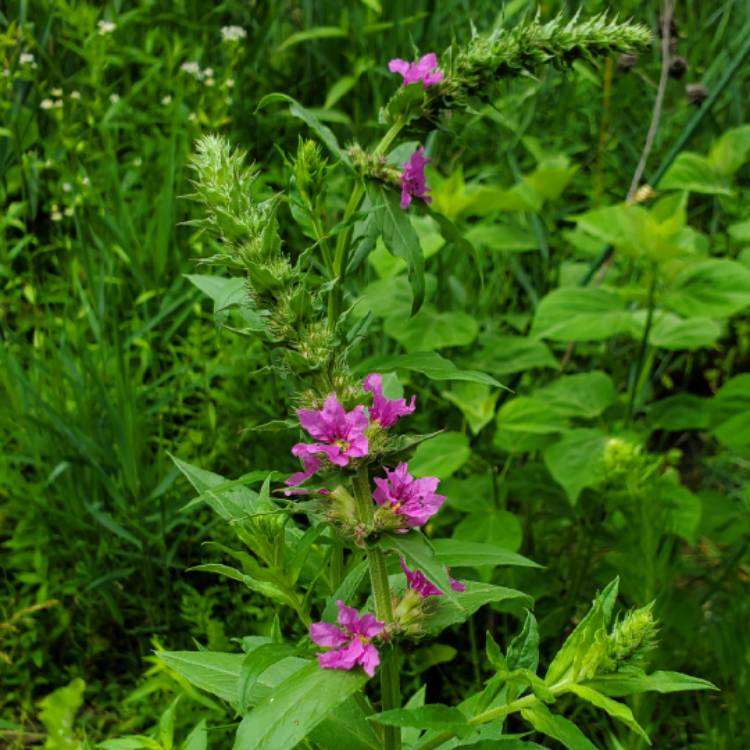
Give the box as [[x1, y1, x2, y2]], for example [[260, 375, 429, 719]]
[[2, 1, 749, 748]]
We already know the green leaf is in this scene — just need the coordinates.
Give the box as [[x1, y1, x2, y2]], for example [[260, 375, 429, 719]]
[[506, 611, 540, 672], [158, 697, 180, 750], [181, 720, 208, 750], [158, 651, 246, 704], [442, 382, 499, 435], [432, 539, 540, 569], [494, 397, 566, 453], [423, 581, 532, 635], [455, 510, 523, 552], [532, 289, 629, 341], [385, 308, 479, 351], [354, 351, 503, 387], [233, 663, 368, 750], [568, 684, 650, 742], [660, 152, 731, 195], [170, 456, 268, 521], [185, 274, 266, 331], [38, 678, 86, 750], [256, 93, 348, 163], [664, 259, 750, 318], [402, 685, 427, 748], [409, 432, 471, 479], [543, 429, 608, 504], [373, 184, 425, 313], [370, 705, 471, 736], [535, 373, 615, 419], [238, 644, 298, 712], [707, 125, 750, 176], [467, 335, 560, 375], [545, 578, 619, 686], [381, 531, 458, 605], [583, 670, 717, 697], [639, 311, 722, 350], [520, 704, 600, 750], [648, 394, 711, 431], [277, 25, 347, 52]]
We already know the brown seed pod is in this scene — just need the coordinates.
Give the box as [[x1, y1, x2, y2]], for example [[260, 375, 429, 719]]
[[616, 53, 638, 72], [668, 56, 688, 79], [686, 82, 709, 106]]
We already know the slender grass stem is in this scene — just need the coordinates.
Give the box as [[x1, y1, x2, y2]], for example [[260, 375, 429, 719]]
[[625, 269, 657, 425]]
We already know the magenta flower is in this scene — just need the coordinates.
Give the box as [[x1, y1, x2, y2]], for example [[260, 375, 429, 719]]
[[388, 52, 444, 88], [400, 558, 465, 598], [400, 147, 431, 209], [373, 463, 446, 527], [363, 373, 416, 428], [285, 394, 369, 489], [310, 600, 384, 677]]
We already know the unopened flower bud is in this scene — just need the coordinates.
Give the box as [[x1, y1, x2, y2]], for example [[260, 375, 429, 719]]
[[293, 138, 328, 204]]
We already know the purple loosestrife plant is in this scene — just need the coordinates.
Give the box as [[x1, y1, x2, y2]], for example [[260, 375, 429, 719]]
[[170, 17, 713, 750], [388, 52, 444, 87], [310, 600, 385, 677]]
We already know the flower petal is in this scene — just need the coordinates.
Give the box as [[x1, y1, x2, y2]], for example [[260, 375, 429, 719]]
[[310, 622, 348, 647]]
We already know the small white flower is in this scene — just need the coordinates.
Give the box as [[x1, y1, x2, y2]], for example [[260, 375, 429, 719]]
[[62, 182, 72, 193], [221, 25, 247, 42], [161, 94, 172, 105], [109, 93, 120, 103], [51, 87, 63, 97], [54, 99, 63, 108], [225, 78, 234, 88], [64, 206, 75, 217], [70, 90, 81, 100], [203, 67, 214, 78], [188, 112, 197, 122], [51, 210, 63, 221], [2, 68, 10, 77], [180, 61, 202, 79], [40, 99, 54, 110], [20, 52, 35, 66], [98, 20, 117, 34], [204, 77, 215, 87], [81, 176, 90, 186]]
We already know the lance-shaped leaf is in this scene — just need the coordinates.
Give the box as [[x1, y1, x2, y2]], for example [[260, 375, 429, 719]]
[[520, 704, 599, 750], [583, 670, 718, 697], [568, 684, 650, 743]]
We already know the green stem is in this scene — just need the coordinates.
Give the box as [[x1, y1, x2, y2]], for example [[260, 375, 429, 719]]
[[351, 466, 401, 750], [330, 542, 344, 590], [625, 268, 657, 425], [327, 116, 407, 330]]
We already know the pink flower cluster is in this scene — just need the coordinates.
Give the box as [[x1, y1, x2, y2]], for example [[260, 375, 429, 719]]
[[388, 52, 444, 88], [293, 374, 462, 677]]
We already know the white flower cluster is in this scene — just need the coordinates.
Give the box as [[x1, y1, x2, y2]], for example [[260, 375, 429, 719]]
[[180, 61, 215, 86], [98, 20, 117, 34], [20, 52, 37, 68], [221, 25, 247, 42]]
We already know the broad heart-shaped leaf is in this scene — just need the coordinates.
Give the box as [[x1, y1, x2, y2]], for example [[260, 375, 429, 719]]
[[380, 531, 459, 605], [370, 705, 471, 736], [648, 394, 711, 431], [385, 307, 479, 352], [545, 578, 619, 686], [233, 663, 369, 750], [409, 431, 471, 479], [465, 334, 560, 375], [520, 704, 599, 750], [534, 372, 615, 419], [664, 259, 750, 319], [660, 152, 732, 195], [632, 310, 723, 350], [567, 684, 650, 742], [582, 669, 717, 697], [543, 429, 608, 505], [354, 351, 503, 388], [454, 510, 523, 553], [442, 382, 499, 435], [256, 93, 348, 164], [371, 183, 425, 314], [531, 288, 630, 342], [494, 397, 566, 454], [432, 539, 540, 569], [422, 581, 532, 635], [708, 124, 750, 175], [170, 456, 270, 521]]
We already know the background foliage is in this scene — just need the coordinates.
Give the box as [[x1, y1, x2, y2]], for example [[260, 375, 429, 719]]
[[1, 0, 749, 748]]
